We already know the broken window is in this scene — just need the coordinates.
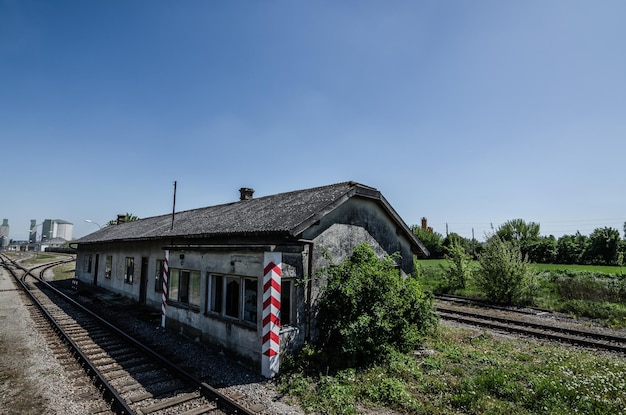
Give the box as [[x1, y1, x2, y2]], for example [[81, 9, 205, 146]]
[[208, 273, 258, 326], [168, 268, 200, 308], [124, 257, 134, 284], [155, 259, 164, 292], [209, 274, 223, 313], [243, 278, 257, 323], [281, 279, 292, 326], [225, 276, 240, 318], [105, 256, 112, 279]]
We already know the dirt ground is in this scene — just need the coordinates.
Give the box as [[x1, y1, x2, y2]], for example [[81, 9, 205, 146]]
[[0, 268, 74, 414]]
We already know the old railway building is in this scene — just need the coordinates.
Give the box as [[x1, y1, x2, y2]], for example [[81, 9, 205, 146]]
[[73, 181, 427, 377]]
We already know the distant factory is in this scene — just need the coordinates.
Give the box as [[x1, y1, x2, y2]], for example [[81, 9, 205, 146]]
[[0, 218, 74, 251]]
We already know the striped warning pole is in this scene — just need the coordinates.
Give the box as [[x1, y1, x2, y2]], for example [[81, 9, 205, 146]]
[[161, 250, 169, 328], [262, 252, 281, 378]]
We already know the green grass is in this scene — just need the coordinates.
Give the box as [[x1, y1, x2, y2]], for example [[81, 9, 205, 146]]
[[417, 259, 626, 328], [280, 326, 626, 414], [20, 252, 67, 267], [417, 259, 623, 275], [51, 261, 76, 281], [533, 263, 623, 275]]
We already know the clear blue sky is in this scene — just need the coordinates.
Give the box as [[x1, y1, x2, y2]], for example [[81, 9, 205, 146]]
[[2, 1, 625, 242]]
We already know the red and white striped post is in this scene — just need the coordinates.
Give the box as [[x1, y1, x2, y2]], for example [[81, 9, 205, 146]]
[[161, 250, 169, 328], [262, 252, 281, 378]]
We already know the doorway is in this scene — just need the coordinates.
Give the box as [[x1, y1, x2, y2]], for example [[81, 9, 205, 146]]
[[93, 254, 100, 286], [139, 257, 149, 305]]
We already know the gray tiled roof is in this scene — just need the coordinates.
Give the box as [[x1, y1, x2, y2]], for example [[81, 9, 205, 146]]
[[75, 181, 425, 254]]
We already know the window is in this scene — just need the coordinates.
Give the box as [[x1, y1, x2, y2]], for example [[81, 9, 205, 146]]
[[189, 271, 201, 307], [155, 260, 164, 292], [170, 269, 179, 301], [105, 256, 112, 279], [87, 255, 93, 273], [281, 279, 292, 326], [207, 274, 258, 325], [225, 276, 240, 318], [168, 268, 201, 308], [210, 274, 223, 313], [243, 278, 257, 323], [125, 257, 134, 284]]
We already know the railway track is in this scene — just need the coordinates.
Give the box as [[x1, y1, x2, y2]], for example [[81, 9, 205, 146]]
[[435, 294, 626, 354], [1, 253, 257, 415]]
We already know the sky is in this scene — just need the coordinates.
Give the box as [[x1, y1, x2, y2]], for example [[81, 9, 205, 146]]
[[1, 0, 625, 242]]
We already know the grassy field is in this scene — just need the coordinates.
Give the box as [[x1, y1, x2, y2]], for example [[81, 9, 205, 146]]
[[281, 257, 626, 414], [9, 252, 76, 281], [51, 260, 76, 281], [280, 326, 626, 414], [417, 259, 624, 275], [533, 263, 623, 275]]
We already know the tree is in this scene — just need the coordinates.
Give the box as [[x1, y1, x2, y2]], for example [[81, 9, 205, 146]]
[[442, 232, 470, 254], [496, 219, 540, 242], [473, 235, 535, 305], [556, 232, 588, 264], [526, 236, 557, 264], [411, 225, 444, 259], [586, 227, 621, 265], [316, 243, 436, 369], [495, 219, 541, 258]]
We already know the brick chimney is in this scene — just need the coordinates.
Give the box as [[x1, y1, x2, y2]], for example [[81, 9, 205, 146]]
[[421, 217, 428, 230], [239, 188, 255, 201]]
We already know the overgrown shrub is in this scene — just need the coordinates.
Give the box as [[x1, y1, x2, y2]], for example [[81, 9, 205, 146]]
[[546, 270, 626, 303], [315, 243, 436, 369], [441, 239, 472, 292], [473, 236, 536, 305]]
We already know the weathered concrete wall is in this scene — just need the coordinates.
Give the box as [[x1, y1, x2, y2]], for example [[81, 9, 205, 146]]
[[77, 244, 307, 371], [76, 240, 163, 301], [303, 197, 415, 272]]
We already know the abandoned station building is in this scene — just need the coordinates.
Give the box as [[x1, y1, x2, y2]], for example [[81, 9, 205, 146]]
[[74, 181, 427, 376]]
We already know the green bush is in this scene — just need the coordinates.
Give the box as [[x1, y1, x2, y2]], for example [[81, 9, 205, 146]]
[[316, 243, 436, 369], [547, 270, 626, 303], [473, 236, 536, 305], [442, 239, 473, 292]]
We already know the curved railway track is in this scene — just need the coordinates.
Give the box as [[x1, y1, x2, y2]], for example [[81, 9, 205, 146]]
[[0, 253, 257, 415], [435, 294, 626, 354]]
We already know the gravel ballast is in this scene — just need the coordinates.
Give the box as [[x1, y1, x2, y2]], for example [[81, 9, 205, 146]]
[[0, 266, 304, 414]]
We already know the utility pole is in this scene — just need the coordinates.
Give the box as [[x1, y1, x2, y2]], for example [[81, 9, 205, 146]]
[[472, 228, 475, 257], [171, 181, 177, 231]]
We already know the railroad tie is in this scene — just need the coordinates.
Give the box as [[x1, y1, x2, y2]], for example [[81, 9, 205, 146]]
[[136, 392, 198, 414]]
